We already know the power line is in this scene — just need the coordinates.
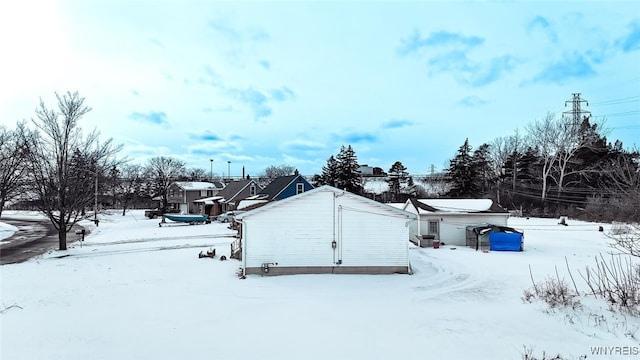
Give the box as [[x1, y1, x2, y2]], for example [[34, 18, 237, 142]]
[[591, 96, 640, 106]]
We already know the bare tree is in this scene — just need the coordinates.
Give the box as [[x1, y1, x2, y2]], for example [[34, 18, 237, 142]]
[[114, 163, 147, 216], [26, 91, 122, 250], [0, 122, 32, 217], [259, 164, 296, 184], [184, 167, 208, 181], [550, 116, 607, 196], [526, 113, 563, 201], [489, 136, 510, 179], [145, 156, 186, 210], [602, 150, 640, 219], [490, 129, 526, 191]]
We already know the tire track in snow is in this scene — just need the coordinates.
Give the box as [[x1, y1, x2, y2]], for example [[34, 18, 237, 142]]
[[51, 241, 233, 259], [84, 233, 236, 246], [410, 249, 492, 300]]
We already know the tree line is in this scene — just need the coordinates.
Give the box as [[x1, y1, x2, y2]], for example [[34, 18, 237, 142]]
[[310, 114, 638, 222], [1, 92, 638, 250]]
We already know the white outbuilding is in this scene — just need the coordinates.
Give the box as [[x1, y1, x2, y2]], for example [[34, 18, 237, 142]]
[[402, 198, 510, 247], [233, 185, 417, 276]]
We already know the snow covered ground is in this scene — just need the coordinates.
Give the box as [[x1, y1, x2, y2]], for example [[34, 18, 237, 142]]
[[1, 210, 639, 359], [0, 222, 18, 245]]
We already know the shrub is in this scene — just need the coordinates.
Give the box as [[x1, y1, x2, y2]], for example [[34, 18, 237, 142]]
[[579, 254, 640, 315], [608, 223, 640, 257], [523, 265, 581, 309], [521, 345, 587, 360]]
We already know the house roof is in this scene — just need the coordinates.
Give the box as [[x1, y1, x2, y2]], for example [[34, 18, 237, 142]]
[[193, 196, 224, 205], [236, 199, 269, 210], [258, 174, 309, 199], [217, 179, 260, 201], [406, 198, 508, 214], [236, 185, 417, 221], [210, 181, 225, 189], [174, 181, 221, 191]]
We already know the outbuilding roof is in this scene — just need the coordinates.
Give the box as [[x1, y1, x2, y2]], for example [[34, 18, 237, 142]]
[[236, 185, 417, 221], [407, 198, 508, 214]]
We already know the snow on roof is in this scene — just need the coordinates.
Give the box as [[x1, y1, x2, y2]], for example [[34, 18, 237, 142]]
[[236, 199, 268, 210], [386, 203, 406, 210], [236, 185, 416, 221], [417, 199, 493, 212], [175, 181, 217, 190], [193, 196, 223, 205]]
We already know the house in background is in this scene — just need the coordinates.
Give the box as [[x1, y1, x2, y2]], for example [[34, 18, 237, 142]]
[[402, 198, 510, 247], [166, 181, 224, 214], [216, 178, 262, 213], [233, 185, 416, 276], [257, 172, 314, 201]]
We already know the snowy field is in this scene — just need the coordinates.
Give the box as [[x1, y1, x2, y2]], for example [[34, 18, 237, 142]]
[[1, 210, 639, 359]]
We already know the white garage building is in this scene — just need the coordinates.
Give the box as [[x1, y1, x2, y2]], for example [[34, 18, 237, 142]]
[[233, 185, 416, 276]]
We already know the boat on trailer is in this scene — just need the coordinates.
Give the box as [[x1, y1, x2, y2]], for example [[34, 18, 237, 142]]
[[160, 214, 209, 226]]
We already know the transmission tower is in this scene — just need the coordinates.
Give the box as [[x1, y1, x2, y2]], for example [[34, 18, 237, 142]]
[[563, 93, 591, 131]]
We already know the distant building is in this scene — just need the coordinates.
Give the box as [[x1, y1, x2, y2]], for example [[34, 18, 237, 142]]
[[358, 165, 373, 176], [358, 165, 386, 177]]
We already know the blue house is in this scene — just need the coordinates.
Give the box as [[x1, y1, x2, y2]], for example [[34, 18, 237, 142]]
[[258, 172, 314, 201]]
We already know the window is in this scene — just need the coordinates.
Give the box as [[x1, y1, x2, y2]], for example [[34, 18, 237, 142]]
[[250, 184, 256, 196], [428, 220, 439, 235], [296, 183, 304, 194], [169, 189, 174, 197], [207, 190, 213, 197]]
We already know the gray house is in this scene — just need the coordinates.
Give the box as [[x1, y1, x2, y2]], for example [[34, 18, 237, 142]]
[[166, 181, 224, 214], [216, 179, 263, 213]]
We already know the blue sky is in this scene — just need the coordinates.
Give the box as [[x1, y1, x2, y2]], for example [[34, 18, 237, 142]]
[[1, 1, 638, 177]]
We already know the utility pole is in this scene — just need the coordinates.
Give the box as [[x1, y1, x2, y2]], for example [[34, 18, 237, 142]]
[[563, 93, 591, 134]]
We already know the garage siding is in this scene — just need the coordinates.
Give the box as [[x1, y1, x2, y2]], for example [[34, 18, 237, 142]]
[[338, 197, 409, 267], [244, 191, 335, 268], [242, 188, 411, 273]]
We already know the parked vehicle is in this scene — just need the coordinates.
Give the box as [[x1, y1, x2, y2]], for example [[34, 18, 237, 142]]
[[216, 211, 244, 223], [144, 208, 180, 219]]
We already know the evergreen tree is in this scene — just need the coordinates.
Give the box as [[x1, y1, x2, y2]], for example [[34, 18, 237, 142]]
[[335, 145, 361, 193], [320, 155, 339, 186], [471, 143, 492, 195], [387, 161, 409, 197], [445, 138, 478, 197]]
